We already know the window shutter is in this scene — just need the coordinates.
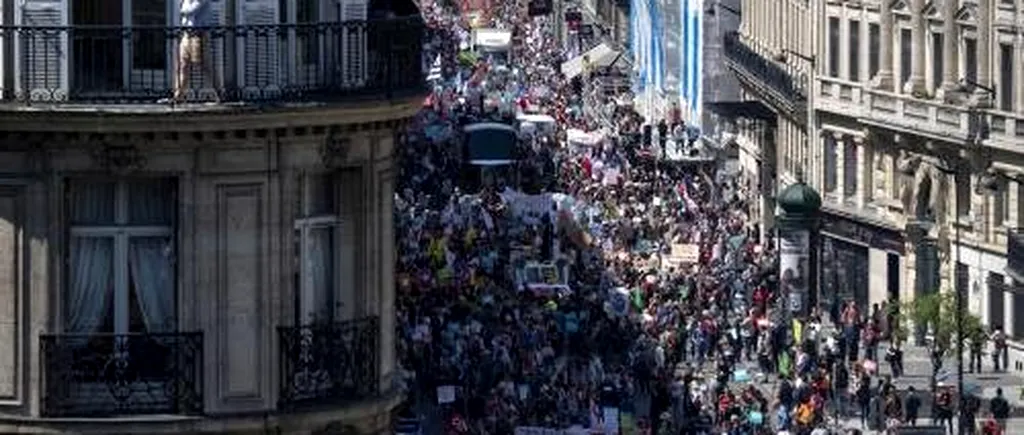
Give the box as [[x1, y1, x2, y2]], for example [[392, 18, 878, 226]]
[[239, 0, 281, 98], [338, 0, 367, 88], [16, 0, 67, 101]]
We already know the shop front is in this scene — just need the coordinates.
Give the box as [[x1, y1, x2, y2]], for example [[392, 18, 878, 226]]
[[818, 212, 905, 318]]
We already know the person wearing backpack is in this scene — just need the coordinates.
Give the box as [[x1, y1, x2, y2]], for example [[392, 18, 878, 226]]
[[990, 387, 1010, 432]]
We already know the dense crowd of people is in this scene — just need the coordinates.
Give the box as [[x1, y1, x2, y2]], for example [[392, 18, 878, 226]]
[[392, 1, 1014, 434]]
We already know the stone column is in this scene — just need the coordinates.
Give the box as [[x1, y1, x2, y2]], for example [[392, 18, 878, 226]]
[[976, 0, 993, 103], [872, 0, 895, 89], [904, 0, 927, 94], [937, 0, 960, 97], [1016, 36, 1024, 111], [834, 132, 846, 199], [856, 136, 872, 208]]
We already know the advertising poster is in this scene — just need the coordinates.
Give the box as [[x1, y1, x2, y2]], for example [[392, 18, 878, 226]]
[[778, 229, 810, 313]]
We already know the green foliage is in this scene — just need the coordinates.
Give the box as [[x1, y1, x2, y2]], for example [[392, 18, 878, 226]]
[[897, 291, 985, 355]]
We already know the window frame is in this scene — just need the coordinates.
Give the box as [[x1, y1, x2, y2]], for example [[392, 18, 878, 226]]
[[293, 174, 343, 326], [64, 177, 177, 335], [848, 19, 861, 82], [827, 16, 841, 77]]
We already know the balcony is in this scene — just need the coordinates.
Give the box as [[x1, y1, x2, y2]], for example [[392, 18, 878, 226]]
[[815, 76, 866, 117], [820, 80, 1024, 148], [277, 317, 380, 409], [723, 31, 807, 125], [857, 88, 975, 142], [40, 332, 203, 417], [0, 18, 424, 109]]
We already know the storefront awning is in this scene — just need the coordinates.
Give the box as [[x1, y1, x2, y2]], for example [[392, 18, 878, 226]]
[[706, 100, 777, 123], [464, 123, 518, 166], [561, 43, 620, 80]]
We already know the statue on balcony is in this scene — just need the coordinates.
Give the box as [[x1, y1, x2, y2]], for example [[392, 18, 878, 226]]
[[896, 150, 921, 214]]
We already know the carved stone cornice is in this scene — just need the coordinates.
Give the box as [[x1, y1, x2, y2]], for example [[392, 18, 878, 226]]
[[0, 94, 424, 134], [91, 144, 147, 175]]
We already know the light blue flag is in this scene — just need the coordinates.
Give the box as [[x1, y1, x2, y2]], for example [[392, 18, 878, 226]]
[[687, 0, 704, 124]]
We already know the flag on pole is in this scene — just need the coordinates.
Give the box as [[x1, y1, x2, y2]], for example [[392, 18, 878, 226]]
[[687, 0, 703, 124]]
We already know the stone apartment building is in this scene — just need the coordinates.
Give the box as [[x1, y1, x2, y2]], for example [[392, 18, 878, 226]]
[[728, 0, 1024, 372], [0, 0, 424, 432]]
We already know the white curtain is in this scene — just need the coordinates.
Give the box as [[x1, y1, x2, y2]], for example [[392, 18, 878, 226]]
[[67, 238, 114, 333], [129, 237, 175, 332], [305, 227, 334, 324]]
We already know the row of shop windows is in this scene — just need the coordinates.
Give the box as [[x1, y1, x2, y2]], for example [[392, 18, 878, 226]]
[[953, 265, 1024, 340], [820, 235, 901, 320]]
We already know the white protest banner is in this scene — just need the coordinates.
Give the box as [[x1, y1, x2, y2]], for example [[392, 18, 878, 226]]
[[514, 427, 565, 435], [436, 385, 456, 404], [514, 427, 591, 435], [665, 243, 699, 267]]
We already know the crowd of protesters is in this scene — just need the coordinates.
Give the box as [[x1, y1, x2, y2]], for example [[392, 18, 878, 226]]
[[392, 1, 1015, 434]]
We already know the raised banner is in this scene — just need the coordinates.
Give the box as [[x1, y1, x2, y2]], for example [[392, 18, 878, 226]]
[[514, 426, 591, 435], [664, 243, 699, 267]]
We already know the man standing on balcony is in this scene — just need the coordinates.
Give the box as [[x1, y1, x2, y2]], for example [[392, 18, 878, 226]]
[[172, 0, 220, 103]]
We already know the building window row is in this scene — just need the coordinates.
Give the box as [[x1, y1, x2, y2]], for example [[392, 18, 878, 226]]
[[823, 14, 1019, 113], [65, 175, 357, 336]]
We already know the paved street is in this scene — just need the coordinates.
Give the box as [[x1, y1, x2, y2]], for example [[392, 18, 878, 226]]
[[710, 343, 1024, 433]]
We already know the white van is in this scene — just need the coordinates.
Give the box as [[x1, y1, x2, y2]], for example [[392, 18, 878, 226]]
[[471, 28, 513, 65]]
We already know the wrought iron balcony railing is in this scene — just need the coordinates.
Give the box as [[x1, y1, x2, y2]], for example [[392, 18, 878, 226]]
[[723, 31, 807, 111], [3, 17, 424, 106], [278, 317, 380, 409], [40, 332, 204, 417]]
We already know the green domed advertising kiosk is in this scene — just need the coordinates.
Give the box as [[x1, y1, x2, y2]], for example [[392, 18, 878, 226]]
[[776, 173, 821, 318]]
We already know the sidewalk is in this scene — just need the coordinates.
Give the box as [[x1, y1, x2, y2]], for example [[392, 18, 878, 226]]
[[892, 345, 1024, 407]]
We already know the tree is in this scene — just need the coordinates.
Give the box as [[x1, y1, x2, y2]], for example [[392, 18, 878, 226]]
[[895, 291, 985, 390]]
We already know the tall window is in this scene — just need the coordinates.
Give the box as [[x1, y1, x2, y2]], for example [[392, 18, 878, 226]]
[[295, 174, 341, 325], [964, 37, 978, 84], [848, 20, 861, 82], [71, 0, 169, 92], [900, 28, 913, 87], [988, 273, 1006, 333], [66, 179, 177, 334], [824, 135, 838, 194], [843, 138, 858, 199], [994, 180, 1009, 226], [955, 171, 971, 218], [868, 23, 880, 79], [828, 17, 841, 77], [931, 33, 944, 91], [999, 43, 1014, 112]]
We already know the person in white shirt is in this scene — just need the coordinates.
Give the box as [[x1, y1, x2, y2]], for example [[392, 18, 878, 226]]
[[174, 0, 221, 102]]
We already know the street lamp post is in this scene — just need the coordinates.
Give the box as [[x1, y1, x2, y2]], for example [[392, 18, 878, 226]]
[[945, 77, 996, 434]]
